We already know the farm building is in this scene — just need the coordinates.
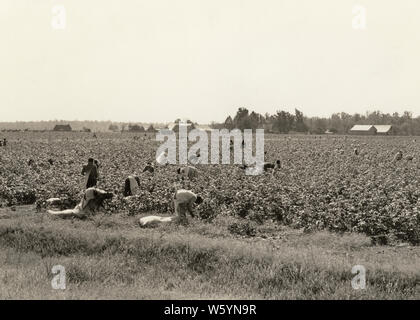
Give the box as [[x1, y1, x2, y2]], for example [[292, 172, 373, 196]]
[[349, 125, 377, 135], [128, 124, 145, 132], [263, 123, 274, 133], [53, 124, 72, 131], [153, 124, 168, 132], [195, 124, 212, 132], [349, 124, 394, 136], [374, 125, 393, 135]]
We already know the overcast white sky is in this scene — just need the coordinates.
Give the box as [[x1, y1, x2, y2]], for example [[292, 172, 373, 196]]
[[0, 0, 419, 123]]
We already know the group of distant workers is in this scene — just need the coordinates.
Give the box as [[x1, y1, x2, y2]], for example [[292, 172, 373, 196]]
[[120, 159, 281, 225], [48, 152, 282, 225], [0, 138, 7, 147], [76, 145, 412, 224], [41, 139, 414, 224], [353, 148, 412, 162]]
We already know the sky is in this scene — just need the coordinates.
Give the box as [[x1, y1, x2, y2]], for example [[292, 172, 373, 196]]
[[0, 0, 419, 123]]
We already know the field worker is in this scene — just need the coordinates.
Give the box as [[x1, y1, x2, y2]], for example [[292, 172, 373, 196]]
[[48, 187, 113, 218], [394, 150, 403, 161], [124, 175, 141, 197], [173, 189, 203, 224], [177, 166, 198, 180], [354, 148, 359, 156], [188, 151, 202, 165], [263, 160, 281, 172], [82, 158, 99, 189], [94, 160, 100, 179], [143, 162, 154, 173]]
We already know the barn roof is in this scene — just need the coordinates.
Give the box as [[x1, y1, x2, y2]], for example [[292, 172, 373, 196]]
[[374, 125, 392, 133], [350, 125, 376, 131]]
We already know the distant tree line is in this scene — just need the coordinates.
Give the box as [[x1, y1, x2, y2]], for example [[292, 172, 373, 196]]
[[211, 108, 309, 133], [211, 108, 420, 135], [1, 109, 419, 135], [0, 120, 165, 132], [309, 111, 420, 135]]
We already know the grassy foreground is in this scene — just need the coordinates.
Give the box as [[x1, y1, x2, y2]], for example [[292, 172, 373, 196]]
[[0, 206, 419, 299]]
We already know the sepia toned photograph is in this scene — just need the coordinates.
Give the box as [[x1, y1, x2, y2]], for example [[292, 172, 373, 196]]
[[0, 0, 419, 307]]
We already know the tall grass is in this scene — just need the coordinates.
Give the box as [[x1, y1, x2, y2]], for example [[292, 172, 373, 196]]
[[0, 220, 418, 299]]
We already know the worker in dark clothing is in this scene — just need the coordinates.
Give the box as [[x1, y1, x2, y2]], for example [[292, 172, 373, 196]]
[[394, 150, 403, 161], [124, 175, 141, 197], [82, 158, 99, 189], [263, 160, 281, 171], [143, 162, 154, 173]]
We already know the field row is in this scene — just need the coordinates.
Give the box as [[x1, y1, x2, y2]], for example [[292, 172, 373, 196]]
[[1, 132, 420, 244]]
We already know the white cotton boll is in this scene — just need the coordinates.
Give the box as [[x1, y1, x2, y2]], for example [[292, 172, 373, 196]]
[[245, 165, 263, 176]]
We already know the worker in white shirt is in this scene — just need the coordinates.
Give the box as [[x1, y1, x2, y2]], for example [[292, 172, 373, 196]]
[[173, 189, 203, 224], [177, 166, 198, 180]]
